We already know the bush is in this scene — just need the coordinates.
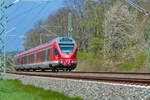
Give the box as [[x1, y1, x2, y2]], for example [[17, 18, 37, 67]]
[[77, 51, 89, 60], [117, 52, 147, 72]]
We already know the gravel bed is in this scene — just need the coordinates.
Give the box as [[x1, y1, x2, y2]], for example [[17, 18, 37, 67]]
[[7, 73, 150, 100]]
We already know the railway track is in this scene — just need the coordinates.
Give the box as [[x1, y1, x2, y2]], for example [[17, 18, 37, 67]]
[[6, 71, 150, 86]]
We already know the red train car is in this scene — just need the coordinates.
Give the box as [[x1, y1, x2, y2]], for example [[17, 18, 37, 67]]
[[14, 37, 77, 72]]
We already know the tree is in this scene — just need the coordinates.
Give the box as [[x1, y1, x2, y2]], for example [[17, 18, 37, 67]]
[[23, 8, 79, 50], [104, 1, 133, 57], [104, 0, 148, 62]]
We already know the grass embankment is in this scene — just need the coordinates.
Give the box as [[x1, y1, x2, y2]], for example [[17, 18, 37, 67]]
[[76, 51, 106, 71], [77, 51, 147, 72], [117, 52, 147, 72], [0, 80, 82, 100]]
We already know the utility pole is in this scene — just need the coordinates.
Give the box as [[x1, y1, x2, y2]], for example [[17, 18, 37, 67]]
[[0, 0, 7, 80], [0, 0, 17, 80], [148, 13, 150, 72], [68, 12, 72, 37], [125, 0, 150, 72], [0, 0, 53, 80]]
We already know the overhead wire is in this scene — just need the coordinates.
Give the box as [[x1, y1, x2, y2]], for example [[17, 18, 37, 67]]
[[7, 1, 51, 37], [8, 3, 44, 23], [23, 2, 50, 31], [8, 3, 23, 16], [125, 0, 146, 13], [18, 2, 49, 48], [6, 0, 52, 51], [7, 3, 44, 37]]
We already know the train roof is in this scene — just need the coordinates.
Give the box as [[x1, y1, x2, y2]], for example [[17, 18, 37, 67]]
[[14, 36, 76, 57]]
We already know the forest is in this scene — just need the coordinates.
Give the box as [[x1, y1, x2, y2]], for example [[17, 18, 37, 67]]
[[23, 0, 150, 72]]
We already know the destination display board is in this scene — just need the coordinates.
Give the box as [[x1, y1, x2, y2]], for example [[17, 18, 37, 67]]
[[60, 37, 72, 42]]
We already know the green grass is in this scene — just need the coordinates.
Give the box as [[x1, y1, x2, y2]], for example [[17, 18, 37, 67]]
[[117, 52, 147, 72], [76, 51, 106, 71], [0, 80, 82, 100], [77, 51, 89, 60]]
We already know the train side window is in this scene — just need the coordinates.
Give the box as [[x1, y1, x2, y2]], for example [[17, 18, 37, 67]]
[[19, 57, 21, 65], [24, 56, 25, 64], [54, 48, 59, 55], [16, 58, 18, 65], [24, 56, 26, 64], [17, 57, 19, 65], [24, 56, 27, 64], [31, 54, 34, 63], [39, 50, 46, 62], [36, 52, 38, 62], [20, 57, 21, 64], [47, 49, 50, 60], [28, 55, 30, 64], [27, 55, 29, 64], [39, 51, 42, 61], [18, 57, 19, 65], [21, 56, 23, 65], [26, 56, 28, 64]]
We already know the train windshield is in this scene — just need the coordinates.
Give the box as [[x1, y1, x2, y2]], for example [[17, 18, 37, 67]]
[[59, 44, 74, 54]]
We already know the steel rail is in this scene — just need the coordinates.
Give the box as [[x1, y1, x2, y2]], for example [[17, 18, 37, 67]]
[[68, 71, 150, 75], [13, 71, 150, 75], [6, 71, 150, 85]]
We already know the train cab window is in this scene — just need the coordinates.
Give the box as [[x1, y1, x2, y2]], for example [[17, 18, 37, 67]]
[[59, 44, 74, 54], [54, 47, 59, 55]]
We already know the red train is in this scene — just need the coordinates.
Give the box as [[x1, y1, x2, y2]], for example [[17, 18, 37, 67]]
[[14, 37, 78, 72]]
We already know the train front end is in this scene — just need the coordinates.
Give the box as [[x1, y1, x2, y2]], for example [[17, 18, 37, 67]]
[[54, 37, 77, 71]]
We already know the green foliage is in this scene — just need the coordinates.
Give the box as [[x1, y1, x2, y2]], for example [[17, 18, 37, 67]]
[[0, 80, 82, 100], [80, 5, 104, 37], [77, 51, 89, 60], [76, 51, 106, 71], [88, 37, 104, 55], [117, 52, 147, 72]]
